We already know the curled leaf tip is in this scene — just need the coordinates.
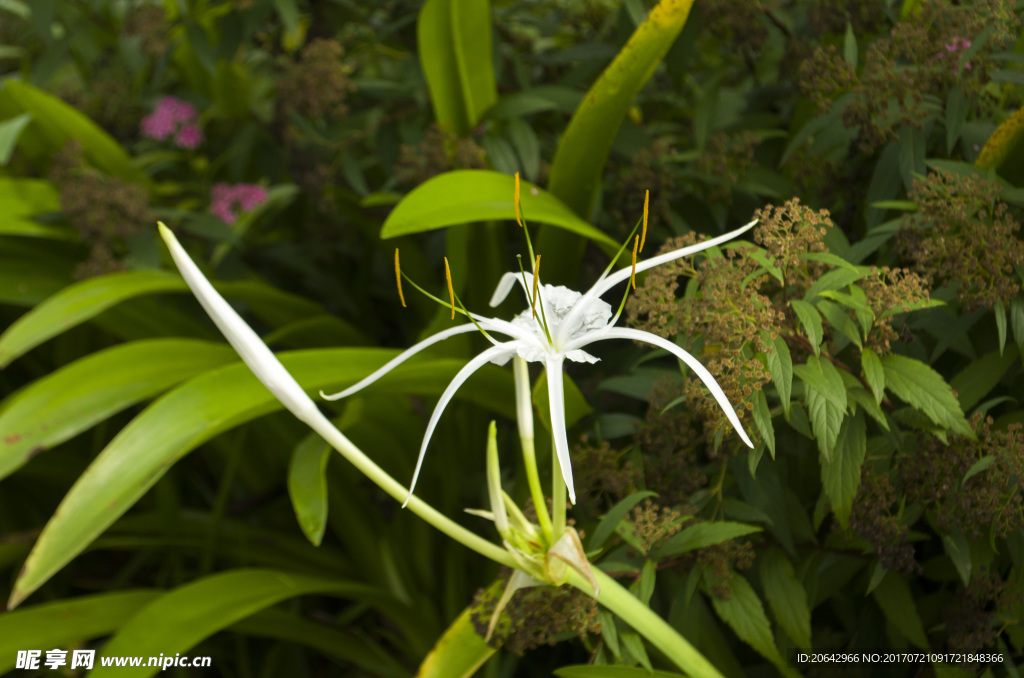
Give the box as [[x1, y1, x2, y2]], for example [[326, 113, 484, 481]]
[[444, 257, 455, 320], [630, 235, 639, 290], [514, 172, 523, 227], [394, 248, 407, 308], [641, 190, 649, 252]]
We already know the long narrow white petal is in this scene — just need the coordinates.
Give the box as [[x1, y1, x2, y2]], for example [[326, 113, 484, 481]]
[[321, 323, 480, 400], [159, 223, 320, 425], [544, 356, 576, 505], [404, 343, 520, 507], [571, 328, 754, 448]]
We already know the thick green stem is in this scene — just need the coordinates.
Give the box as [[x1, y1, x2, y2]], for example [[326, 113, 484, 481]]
[[520, 435, 552, 542], [570, 569, 725, 678]]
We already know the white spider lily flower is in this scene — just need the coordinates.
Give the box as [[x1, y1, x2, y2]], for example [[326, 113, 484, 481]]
[[323, 219, 759, 506]]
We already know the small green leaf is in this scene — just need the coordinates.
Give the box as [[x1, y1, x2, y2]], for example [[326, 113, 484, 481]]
[[288, 435, 330, 547], [381, 170, 617, 248], [0, 111, 31, 165], [507, 117, 540, 182], [869, 199, 919, 211], [619, 631, 653, 672], [861, 348, 885, 405], [793, 356, 847, 462], [816, 298, 862, 349], [881, 354, 973, 437], [942, 533, 972, 586], [1011, 298, 1024, 353], [656, 522, 762, 559], [589, 491, 657, 551], [946, 86, 969, 154], [708, 573, 785, 668], [751, 389, 775, 459], [820, 411, 866, 530], [789, 299, 823, 355], [871, 571, 929, 649], [963, 455, 997, 485], [843, 22, 858, 69], [760, 549, 812, 649], [764, 331, 792, 416], [995, 299, 1008, 355], [631, 560, 657, 606]]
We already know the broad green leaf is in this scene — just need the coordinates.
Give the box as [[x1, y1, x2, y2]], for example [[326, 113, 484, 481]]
[[417, 0, 496, 135], [950, 345, 1019, 412], [789, 299, 823, 355], [555, 667, 685, 678], [0, 271, 186, 367], [9, 349, 515, 608], [589, 490, 658, 551], [0, 111, 31, 165], [942, 532, 972, 586], [0, 591, 160, 674], [861, 348, 885, 405], [816, 298, 862, 349], [417, 599, 496, 678], [946, 86, 969, 154], [0, 339, 235, 481], [287, 434, 330, 547], [881, 354, 973, 437], [803, 266, 868, 301], [760, 549, 812, 649], [0, 177, 71, 239], [91, 569, 411, 678], [656, 522, 762, 559], [820, 410, 866, 530], [708, 572, 785, 668], [751, 389, 775, 458], [380, 170, 617, 248], [793, 356, 847, 462], [871, 571, 929, 649], [1, 80, 141, 183], [976, 104, 1024, 184], [765, 331, 792, 416]]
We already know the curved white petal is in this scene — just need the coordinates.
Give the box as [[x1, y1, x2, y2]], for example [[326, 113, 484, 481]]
[[320, 323, 483, 400], [404, 343, 519, 507], [570, 327, 754, 448], [159, 224, 320, 425], [544, 356, 576, 505], [489, 272, 524, 307]]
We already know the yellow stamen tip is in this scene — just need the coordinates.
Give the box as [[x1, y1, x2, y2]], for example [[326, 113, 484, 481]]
[[631, 235, 639, 290], [641, 190, 649, 253], [514, 172, 523, 227], [394, 248, 407, 308], [531, 255, 541, 317], [444, 257, 455, 320]]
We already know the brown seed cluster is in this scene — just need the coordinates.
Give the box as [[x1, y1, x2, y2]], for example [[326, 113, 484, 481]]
[[859, 266, 930, 352], [278, 38, 354, 122], [898, 169, 1024, 311], [945, 568, 1007, 652], [571, 435, 637, 506], [681, 532, 756, 601], [50, 142, 154, 279], [393, 123, 487, 187], [470, 573, 600, 655], [694, 131, 763, 204], [697, 0, 769, 55], [901, 414, 1024, 539], [634, 380, 707, 506], [848, 468, 918, 575], [123, 5, 168, 59], [626, 499, 685, 555], [609, 139, 675, 238]]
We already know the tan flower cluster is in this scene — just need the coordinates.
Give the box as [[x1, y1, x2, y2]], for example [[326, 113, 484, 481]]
[[697, 0, 768, 54], [634, 380, 707, 506], [898, 169, 1024, 311], [627, 498, 685, 555], [278, 38, 354, 122], [694, 131, 763, 204], [470, 574, 600, 655], [393, 123, 487, 187], [571, 434, 637, 506], [901, 414, 1024, 539], [848, 467, 918, 574], [945, 568, 1007, 652], [50, 142, 154, 279], [859, 266, 930, 352], [683, 533, 756, 601]]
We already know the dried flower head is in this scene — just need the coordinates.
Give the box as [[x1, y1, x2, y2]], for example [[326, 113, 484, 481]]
[[848, 467, 918, 574], [278, 38, 354, 121]]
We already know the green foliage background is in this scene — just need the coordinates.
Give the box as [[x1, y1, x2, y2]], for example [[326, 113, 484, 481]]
[[1, 0, 1024, 676]]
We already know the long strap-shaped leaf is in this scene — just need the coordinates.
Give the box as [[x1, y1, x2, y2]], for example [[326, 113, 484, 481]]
[[9, 349, 514, 609]]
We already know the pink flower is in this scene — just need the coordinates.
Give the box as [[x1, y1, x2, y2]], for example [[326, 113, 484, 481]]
[[939, 36, 972, 75], [141, 96, 204, 149], [211, 183, 269, 224]]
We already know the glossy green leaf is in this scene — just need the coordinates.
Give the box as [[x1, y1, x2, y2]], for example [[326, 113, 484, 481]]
[[555, 667, 685, 678], [0, 177, 70, 239], [881, 354, 973, 437], [546, 0, 695, 218], [820, 410, 866, 530], [417, 601, 496, 678], [0, 591, 160, 673], [417, 0, 496, 135], [590, 490, 658, 551], [950, 345, 1018, 412], [708, 572, 784, 668], [0, 271, 186, 368], [0, 339, 235, 481], [91, 569, 407, 678], [861, 348, 885, 405], [0, 111, 31, 165], [789, 299, 823, 355], [760, 549, 812, 649], [765, 332, 793, 416], [9, 349, 515, 608], [380, 170, 617, 247], [794, 356, 847, 462], [287, 434, 330, 547], [871, 571, 929, 649], [657, 521, 762, 559], [1, 80, 141, 183]]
